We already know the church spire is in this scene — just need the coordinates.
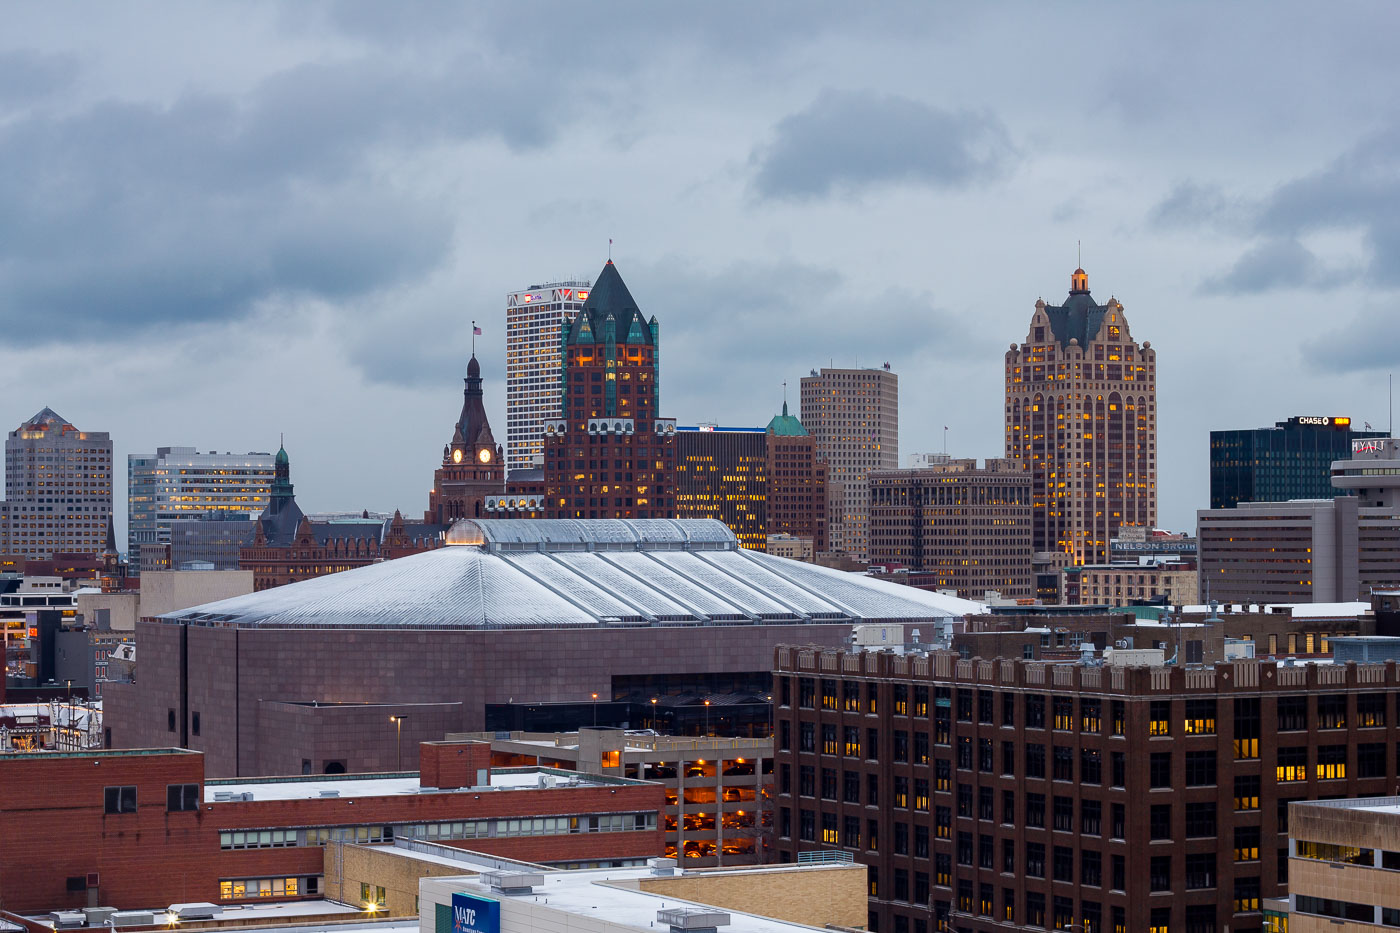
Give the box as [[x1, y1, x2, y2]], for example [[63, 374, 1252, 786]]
[[270, 441, 295, 509], [456, 351, 493, 450]]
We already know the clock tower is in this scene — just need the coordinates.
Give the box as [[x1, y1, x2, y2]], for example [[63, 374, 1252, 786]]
[[426, 353, 505, 523]]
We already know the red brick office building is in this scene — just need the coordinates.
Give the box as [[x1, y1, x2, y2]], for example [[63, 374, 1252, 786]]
[[765, 402, 828, 553], [0, 740, 662, 913], [774, 646, 1400, 933]]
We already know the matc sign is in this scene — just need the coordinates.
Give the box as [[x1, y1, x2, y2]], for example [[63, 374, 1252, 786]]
[[452, 893, 500, 933]]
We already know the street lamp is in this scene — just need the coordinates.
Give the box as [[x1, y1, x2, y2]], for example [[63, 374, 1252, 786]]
[[389, 715, 409, 771], [651, 697, 658, 731], [704, 699, 711, 737], [592, 693, 599, 728]]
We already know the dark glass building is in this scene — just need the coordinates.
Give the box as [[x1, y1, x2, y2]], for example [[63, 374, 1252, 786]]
[[1209, 416, 1385, 509], [676, 426, 767, 550]]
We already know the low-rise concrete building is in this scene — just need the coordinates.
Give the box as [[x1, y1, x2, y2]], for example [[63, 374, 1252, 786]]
[[765, 534, 813, 562], [417, 854, 867, 933], [1061, 559, 1198, 607], [1285, 796, 1400, 929]]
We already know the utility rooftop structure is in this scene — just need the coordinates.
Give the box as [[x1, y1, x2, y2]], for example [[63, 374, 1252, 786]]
[[165, 519, 980, 628]]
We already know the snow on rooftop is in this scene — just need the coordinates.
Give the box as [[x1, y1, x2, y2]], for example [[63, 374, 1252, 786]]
[[423, 860, 857, 933], [161, 519, 982, 628], [204, 768, 615, 803], [1270, 601, 1371, 618]]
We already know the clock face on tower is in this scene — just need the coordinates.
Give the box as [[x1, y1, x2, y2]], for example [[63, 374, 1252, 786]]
[[452, 449, 463, 464], [478, 448, 492, 464]]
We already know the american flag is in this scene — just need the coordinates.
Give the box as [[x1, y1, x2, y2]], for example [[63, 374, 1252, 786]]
[[473, 325, 482, 336]]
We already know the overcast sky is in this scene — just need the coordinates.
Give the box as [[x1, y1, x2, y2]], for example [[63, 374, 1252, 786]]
[[3, 2, 1398, 539]]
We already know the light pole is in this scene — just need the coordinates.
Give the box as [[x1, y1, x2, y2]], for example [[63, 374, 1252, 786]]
[[651, 697, 657, 731], [389, 715, 408, 771], [704, 699, 711, 737], [592, 693, 599, 728]]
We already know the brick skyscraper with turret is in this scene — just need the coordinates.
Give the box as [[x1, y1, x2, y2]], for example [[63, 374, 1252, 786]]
[[535, 260, 676, 519], [1005, 267, 1156, 566]]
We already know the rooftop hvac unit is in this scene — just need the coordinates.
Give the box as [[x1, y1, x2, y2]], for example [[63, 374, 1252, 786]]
[[49, 912, 85, 928], [657, 908, 731, 933], [168, 904, 221, 921], [111, 912, 156, 927], [481, 871, 544, 895], [213, 791, 234, 802], [318, 790, 340, 798]]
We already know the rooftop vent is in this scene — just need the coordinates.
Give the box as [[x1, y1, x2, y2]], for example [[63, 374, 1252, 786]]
[[318, 790, 340, 798], [648, 856, 678, 876], [50, 912, 86, 928], [481, 871, 544, 895], [657, 908, 730, 933], [213, 791, 234, 802], [111, 911, 156, 927]]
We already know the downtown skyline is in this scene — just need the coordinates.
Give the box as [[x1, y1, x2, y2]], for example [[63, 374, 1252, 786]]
[[2, 4, 1397, 540]]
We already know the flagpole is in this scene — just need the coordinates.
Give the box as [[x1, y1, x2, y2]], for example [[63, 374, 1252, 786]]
[[472, 320, 476, 356]]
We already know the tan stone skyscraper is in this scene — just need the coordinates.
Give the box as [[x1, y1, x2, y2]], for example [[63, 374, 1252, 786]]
[[800, 366, 898, 560], [1005, 267, 1156, 566]]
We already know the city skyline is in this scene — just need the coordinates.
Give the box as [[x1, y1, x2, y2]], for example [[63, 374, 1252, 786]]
[[2, 5, 1397, 543]]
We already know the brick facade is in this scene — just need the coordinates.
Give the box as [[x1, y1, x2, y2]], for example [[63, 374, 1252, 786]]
[[774, 646, 1400, 933], [107, 619, 853, 778]]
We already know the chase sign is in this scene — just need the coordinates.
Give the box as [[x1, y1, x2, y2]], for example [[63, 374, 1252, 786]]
[[452, 893, 500, 933]]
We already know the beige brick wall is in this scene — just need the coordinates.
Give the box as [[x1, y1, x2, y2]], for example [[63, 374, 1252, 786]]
[[323, 843, 473, 917], [1292, 858, 1400, 914], [1290, 917, 1379, 933], [632, 864, 867, 929]]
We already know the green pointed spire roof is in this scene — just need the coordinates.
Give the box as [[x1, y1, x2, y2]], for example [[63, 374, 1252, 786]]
[[568, 261, 653, 346], [766, 401, 808, 436]]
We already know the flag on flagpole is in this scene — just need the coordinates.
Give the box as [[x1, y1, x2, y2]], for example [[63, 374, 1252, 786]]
[[473, 325, 482, 336]]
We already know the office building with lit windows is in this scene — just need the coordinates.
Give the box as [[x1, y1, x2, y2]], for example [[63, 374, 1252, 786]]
[[800, 367, 898, 561], [505, 279, 591, 473], [1004, 268, 1156, 568], [676, 426, 767, 550], [868, 459, 1033, 600], [1199, 439, 1400, 603], [1, 409, 113, 561], [1210, 416, 1385, 510], [128, 447, 274, 573], [774, 645, 1400, 933]]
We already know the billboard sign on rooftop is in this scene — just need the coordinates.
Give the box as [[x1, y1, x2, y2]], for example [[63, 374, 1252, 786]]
[[452, 893, 500, 933]]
